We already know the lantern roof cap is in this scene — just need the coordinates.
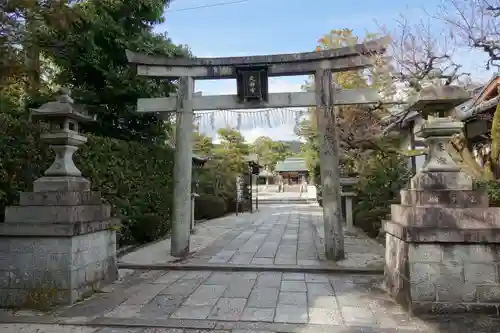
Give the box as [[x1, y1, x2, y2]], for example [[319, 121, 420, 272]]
[[31, 88, 96, 123]]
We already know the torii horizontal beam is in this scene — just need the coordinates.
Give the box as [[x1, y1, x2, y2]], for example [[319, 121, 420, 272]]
[[126, 36, 390, 79], [137, 89, 380, 112]]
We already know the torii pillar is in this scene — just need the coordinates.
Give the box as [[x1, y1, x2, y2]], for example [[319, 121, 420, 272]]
[[171, 76, 195, 257]]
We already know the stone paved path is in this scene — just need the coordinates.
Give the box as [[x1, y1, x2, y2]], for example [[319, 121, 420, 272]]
[[252, 185, 317, 202], [2, 204, 499, 332], [1, 270, 499, 332], [120, 205, 385, 271]]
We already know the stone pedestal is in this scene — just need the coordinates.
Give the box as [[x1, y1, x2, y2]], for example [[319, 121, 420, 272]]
[[384, 86, 500, 315], [0, 189, 119, 308], [340, 177, 358, 235], [0, 90, 119, 308], [190, 193, 199, 234]]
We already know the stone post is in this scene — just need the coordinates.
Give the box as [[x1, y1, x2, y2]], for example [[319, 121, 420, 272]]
[[171, 76, 194, 257], [190, 193, 199, 234], [340, 177, 358, 235], [0, 89, 119, 308], [384, 85, 500, 314], [315, 69, 344, 261]]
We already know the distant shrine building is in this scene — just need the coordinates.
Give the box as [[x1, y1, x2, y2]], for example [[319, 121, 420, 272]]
[[275, 157, 309, 184]]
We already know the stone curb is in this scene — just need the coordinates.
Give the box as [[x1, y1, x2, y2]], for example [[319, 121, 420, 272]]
[[257, 200, 313, 204], [116, 262, 384, 274], [0, 315, 423, 332]]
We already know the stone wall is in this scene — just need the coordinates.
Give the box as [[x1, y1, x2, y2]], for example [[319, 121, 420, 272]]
[[385, 226, 500, 314], [410, 243, 500, 311], [0, 191, 119, 308], [385, 233, 410, 307], [0, 229, 117, 307]]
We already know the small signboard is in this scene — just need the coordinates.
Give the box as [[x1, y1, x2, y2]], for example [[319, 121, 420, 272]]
[[236, 176, 244, 202], [236, 67, 268, 103]]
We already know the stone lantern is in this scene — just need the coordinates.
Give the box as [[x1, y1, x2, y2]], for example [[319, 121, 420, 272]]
[[190, 154, 208, 233], [0, 89, 119, 308], [31, 88, 96, 192], [339, 151, 358, 234], [410, 85, 469, 175], [384, 85, 500, 315]]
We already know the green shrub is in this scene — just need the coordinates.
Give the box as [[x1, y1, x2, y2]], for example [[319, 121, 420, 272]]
[[0, 113, 174, 247], [353, 153, 411, 236], [128, 213, 165, 244], [475, 180, 500, 207], [194, 194, 227, 220]]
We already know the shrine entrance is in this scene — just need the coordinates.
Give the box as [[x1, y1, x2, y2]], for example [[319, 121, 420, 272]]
[[126, 39, 388, 261]]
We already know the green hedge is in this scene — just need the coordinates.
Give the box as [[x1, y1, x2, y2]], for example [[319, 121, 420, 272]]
[[194, 194, 227, 220], [0, 113, 174, 247], [474, 180, 500, 207], [353, 153, 411, 237]]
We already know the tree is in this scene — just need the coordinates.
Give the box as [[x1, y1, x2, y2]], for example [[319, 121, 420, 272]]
[[193, 132, 214, 157], [213, 127, 250, 174], [251, 136, 293, 171], [381, 15, 470, 98], [442, 0, 500, 70], [297, 29, 388, 174], [0, 0, 79, 111], [396, 8, 500, 183], [375, 14, 475, 166], [38, 0, 189, 143]]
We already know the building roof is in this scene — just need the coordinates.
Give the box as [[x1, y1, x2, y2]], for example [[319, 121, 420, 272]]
[[275, 157, 308, 172], [454, 74, 497, 120], [383, 81, 489, 134], [259, 169, 274, 177]]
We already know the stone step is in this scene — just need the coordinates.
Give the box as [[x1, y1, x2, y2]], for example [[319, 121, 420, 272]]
[[116, 261, 384, 274]]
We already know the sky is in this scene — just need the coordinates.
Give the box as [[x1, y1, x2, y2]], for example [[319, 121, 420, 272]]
[[155, 0, 496, 143]]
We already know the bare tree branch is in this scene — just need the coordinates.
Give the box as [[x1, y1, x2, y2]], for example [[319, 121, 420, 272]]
[[441, 0, 500, 69], [372, 14, 471, 132]]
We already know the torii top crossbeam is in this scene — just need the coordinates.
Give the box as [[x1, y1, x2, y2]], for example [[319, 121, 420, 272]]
[[125, 36, 390, 79]]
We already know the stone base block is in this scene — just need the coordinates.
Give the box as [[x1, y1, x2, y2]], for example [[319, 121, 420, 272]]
[[385, 232, 500, 316], [410, 171, 473, 190], [33, 176, 90, 192], [0, 230, 117, 308], [4, 204, 111, 224], [400, 188, 488, 207], [390, 205, 500, 229], [19, 191, 102, 206], [0, 189, 119, 309]]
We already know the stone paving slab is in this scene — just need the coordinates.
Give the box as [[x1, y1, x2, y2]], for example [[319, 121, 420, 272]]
[[1, 269, 499, 332], [119, 212, 259, 266], [306, 205, 385, 270], [120, 204, 385, 272], [2, 204, 499, 332]]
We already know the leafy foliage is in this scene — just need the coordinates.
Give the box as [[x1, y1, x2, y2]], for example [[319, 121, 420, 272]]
[[1, 0, 188, 142], [194, 194, 227, 220], [0, 0, 198, 246], [252, 136, 294, 171], [192, 128, 250, 215], [0, 113, 175, 246], [353, 153, 411, 237], [296, 29, 389, 174], [38, 0, 188, 142]]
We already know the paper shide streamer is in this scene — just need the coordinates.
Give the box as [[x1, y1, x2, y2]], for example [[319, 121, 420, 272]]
[[194, 108, 307, 135]]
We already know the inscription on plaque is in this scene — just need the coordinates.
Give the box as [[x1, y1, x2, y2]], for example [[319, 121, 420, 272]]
[[428, 195, 439, 203], [236, 67, 268, 103], [469, 195, 477, 204], [450, 194, 457, 204]]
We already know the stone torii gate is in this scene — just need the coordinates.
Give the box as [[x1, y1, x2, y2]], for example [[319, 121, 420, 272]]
[[126, 37, 388, 261]]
